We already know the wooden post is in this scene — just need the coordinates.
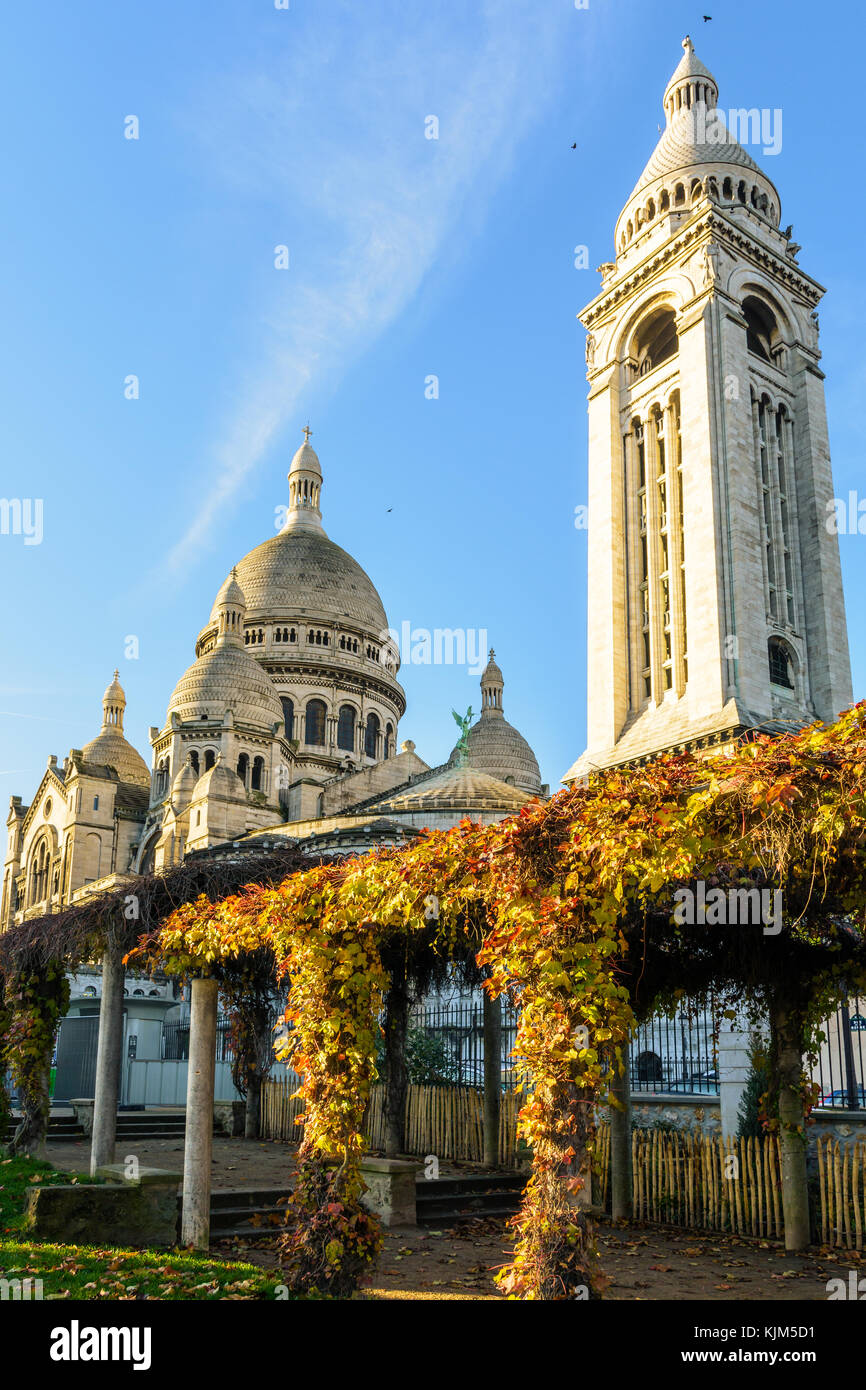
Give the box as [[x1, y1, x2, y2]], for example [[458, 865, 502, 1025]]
[[181, 977, 218, 1249], [609, 1040, 633, 1219], [90, 946, 126, 1176], [483, 991, 502, 1168]]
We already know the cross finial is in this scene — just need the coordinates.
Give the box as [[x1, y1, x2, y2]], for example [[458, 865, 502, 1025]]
[[303, 423, 312, 444]]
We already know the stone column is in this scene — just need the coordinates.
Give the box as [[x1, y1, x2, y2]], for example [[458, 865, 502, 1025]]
[[181, 977, 218, 1249], [90, 946, 126, 1176]]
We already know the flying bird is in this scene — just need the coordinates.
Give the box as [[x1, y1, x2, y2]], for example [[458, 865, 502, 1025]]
[[571, 142, 577, 150], [703, 14, 712, 20]]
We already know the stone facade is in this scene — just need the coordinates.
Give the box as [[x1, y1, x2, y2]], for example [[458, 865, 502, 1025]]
[[1, 677, 149, 929], [564, 37, 852, 783]]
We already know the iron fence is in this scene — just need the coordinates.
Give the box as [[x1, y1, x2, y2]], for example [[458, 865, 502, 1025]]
[[408, 998, 520, 1088], [161, 1017, 234, 1063], [630, 1008, 719, 1095], [809, 995, 866, 1110]]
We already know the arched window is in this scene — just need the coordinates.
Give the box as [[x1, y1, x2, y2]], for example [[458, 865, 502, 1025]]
[[743, 296, 777, 361], [365, 712, 380, 759], [251, 756, 264, 791], [337, 705, 356, 752], [280, 697, 294, 740], [384, 723, 394, 760], [305, 699, 327, 746], [236, 752, 249, 786], [189, 750, 200, 774], [204, 749, 216, 771], [768, 638, 795, 690], [633, 306, 678, 377]]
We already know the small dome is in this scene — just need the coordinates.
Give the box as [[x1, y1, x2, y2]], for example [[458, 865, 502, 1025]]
[[374, 764, 531, 813], [289, 439, 322, 480], [209, 567, 246, 624], [102, 670, 126, 707], [449, 650, 542, 794], [190, 754, 246, 803], [449, 717, 542, 796], [167, 644, 284, 731], [81, 670, 150, 787], [81, 729, 151, 787]]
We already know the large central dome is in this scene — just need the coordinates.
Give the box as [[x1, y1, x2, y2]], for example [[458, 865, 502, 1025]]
[[211, 434, 388, 638], [227, 530, 388, 633]]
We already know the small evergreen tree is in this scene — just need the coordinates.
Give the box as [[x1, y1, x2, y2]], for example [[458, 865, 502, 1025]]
[[737, 1033, 772, 1138]]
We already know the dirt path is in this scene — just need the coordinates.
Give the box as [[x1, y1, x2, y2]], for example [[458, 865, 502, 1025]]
[[223, 1217, 863, 1301]]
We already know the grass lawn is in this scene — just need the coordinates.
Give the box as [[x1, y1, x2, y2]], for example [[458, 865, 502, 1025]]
[[0, 1153, 288, 1300]]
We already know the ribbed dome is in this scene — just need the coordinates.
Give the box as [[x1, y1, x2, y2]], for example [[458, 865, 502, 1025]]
[[449, 717, 542, 796], [228, 530, 388, 634], [167, 643, 284, 730], [81, 729, 151, 788], [375, 764, 531, 813]]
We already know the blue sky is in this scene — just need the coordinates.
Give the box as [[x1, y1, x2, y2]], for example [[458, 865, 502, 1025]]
[[1, 0, 863, 802]]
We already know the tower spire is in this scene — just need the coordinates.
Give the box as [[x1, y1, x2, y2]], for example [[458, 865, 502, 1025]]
[[284, 428, 325, 533], [101, 670, 126, 732]]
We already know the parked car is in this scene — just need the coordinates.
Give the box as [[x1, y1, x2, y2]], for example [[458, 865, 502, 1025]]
[[821, 1086, 866, 1108]]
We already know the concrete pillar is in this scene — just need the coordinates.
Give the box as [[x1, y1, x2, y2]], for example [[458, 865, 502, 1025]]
[[718, 1018, 751, 1138], [90, 946, 126, 1176], [181, 977, 218, 1249]]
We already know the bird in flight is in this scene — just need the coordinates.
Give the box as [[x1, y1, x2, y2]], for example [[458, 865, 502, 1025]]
[[570, 142, 577, 150], [703, 13, 712, 20]]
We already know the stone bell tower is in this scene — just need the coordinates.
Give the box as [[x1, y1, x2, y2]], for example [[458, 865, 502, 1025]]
[[563, 37, 852, 783]]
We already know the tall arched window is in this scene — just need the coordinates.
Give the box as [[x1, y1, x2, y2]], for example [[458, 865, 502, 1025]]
[[204, 749, 216, 771], [251, 756, 264, 791], [384, 723, 394, 759], [768, 637, 795, 690], [337, 705, 356, 752], [236, 752, 249, 786], [365, 712, 380, 759], [189, 750, 200, 774], [305, 699, 327, 746], [752, 390, 797, 627], [28, 838, 50, 905], [280, 697, 294, 740]]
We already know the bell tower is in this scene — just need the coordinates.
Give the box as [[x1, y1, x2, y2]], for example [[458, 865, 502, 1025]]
[[563, 38, 852, 783]]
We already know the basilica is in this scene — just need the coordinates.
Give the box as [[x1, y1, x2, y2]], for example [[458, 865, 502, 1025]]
[[1, 430, 545, 928]]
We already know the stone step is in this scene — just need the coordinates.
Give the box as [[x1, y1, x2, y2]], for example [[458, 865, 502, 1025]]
[[415, 1173, 525, 1197], [210, 1188, 290, 1210]]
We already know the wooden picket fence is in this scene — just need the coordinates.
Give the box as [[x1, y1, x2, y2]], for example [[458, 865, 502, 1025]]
[[260, 1076, 526, 1166], [260, 1081, 866, 1247], [621, 1128, 785, 1239], [816, 1136, 866, 1250]]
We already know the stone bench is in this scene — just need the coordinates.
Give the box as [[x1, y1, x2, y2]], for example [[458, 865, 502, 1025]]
[[26, 1166, 182, 1248]]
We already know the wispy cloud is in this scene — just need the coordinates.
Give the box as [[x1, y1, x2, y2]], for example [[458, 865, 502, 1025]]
[[159, 0, 569, 576]]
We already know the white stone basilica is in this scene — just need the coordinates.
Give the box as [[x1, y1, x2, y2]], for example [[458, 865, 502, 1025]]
[[2, 431, 544, 928]]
